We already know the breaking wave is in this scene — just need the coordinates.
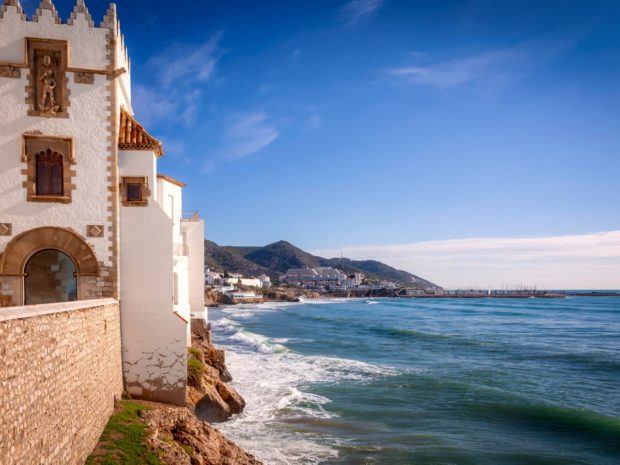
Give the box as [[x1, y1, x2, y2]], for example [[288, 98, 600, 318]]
[[208, 304, 395, 465]]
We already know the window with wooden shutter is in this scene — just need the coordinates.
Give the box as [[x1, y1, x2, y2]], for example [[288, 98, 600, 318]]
[[22, 135, 74, 203], [36, 149, 64, 196]]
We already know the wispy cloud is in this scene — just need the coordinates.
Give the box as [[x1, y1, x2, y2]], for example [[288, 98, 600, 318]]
[[305, 114, 322, 131], [340, 0, 383, 26], [132, 85, 202, 127], [133, 33, 224, 128], [222, 112, 280, 161], [132, 85, 175, 126], [312, 231, 620, 289], [148, 32, 224, 88], [387, 39, 574, 89]]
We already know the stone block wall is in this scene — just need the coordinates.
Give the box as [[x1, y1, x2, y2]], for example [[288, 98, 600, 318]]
[[0, 298, 123, 465]]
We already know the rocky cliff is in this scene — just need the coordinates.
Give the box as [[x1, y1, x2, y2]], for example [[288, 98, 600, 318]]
[[87, 320, 260, 465], [187, 319, 246, 423], [143, 405, 260, 465]]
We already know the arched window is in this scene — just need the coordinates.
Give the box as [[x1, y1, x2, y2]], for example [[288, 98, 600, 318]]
[[24, 249, 77, 305], [36, 149, 63, 196]]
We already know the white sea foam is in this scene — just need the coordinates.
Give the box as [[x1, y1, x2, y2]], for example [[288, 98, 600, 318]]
[[210, 317, 240, 333], [210, 305, 395, 465], [229, 330, 289, 354]]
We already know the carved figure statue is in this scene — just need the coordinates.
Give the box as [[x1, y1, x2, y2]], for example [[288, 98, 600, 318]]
[[38, 55, 59, 113]]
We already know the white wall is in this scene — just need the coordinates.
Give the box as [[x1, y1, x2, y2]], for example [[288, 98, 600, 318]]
[[0, 8, 113, 266], [157, 179, 183, 245], [182, 218, 205, 313], [119, 150, 187, 406]]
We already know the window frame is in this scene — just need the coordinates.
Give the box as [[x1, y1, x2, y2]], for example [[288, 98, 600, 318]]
[[22, 134, 75, 204], [121, 176, 150, 207]]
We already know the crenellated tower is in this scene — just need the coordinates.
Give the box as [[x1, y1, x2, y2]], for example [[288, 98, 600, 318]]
[[0, 0, 133, 306]]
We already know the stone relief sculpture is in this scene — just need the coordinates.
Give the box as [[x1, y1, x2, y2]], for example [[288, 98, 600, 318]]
[[27, 39, 68, 117], [38, 54, 60, 114], [74, 71, 94, 84], [0, 65, 20, 78]]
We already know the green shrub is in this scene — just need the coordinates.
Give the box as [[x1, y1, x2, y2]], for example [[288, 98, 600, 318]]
[[188, 346, 202, 360], [187, 352, 205, 387]]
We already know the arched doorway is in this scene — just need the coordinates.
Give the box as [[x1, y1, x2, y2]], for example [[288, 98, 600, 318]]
[[24, 249, 77, 305], [0, 227, 100, 306]]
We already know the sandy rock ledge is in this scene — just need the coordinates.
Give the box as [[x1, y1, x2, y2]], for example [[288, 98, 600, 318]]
[[143, 404, 261, 465]]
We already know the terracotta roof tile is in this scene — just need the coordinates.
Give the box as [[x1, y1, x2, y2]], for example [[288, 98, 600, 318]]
[[118, 108, 164, 157]]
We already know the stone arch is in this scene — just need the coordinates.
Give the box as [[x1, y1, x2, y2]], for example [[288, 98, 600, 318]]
[[0, 227, 99, 277]]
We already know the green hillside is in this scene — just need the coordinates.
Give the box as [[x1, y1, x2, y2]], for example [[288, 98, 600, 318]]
[[205, 240, 440, 290]]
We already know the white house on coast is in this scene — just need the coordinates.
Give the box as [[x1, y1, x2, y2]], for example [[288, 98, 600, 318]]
[[0, 0, 204, 407], [205, 268, 272, 288]]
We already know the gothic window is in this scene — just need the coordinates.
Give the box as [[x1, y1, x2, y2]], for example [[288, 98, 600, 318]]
[[36, 149, 64, 196], [22, 135, 75, 203], [121, 176, 150, 207]]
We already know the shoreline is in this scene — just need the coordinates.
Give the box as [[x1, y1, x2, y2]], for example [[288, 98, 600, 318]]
[[209, 290, 620, 308]]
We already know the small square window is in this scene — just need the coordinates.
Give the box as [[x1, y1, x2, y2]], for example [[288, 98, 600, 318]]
[[121, 176, 149, 207], [126, 183, 142, 202]]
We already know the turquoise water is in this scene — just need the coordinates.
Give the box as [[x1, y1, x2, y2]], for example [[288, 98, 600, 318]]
[[209, 297, 620, 465]]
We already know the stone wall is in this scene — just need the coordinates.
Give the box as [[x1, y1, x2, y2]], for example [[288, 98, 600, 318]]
[[0, 298, 123, 465]]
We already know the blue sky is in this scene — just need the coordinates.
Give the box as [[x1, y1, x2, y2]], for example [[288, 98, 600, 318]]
[[17, 1, 620, 286]]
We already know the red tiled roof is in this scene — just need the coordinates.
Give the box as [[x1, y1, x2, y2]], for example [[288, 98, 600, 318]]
[[118, 108, 164, 157]]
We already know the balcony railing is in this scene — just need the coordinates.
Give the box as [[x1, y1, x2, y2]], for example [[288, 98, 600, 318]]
[[173, 243, 189, 256], [182, 211, 200, 222]]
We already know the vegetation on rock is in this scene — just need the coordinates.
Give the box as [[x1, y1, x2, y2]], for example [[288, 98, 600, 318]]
[[85, 401, 162, 465], [187, 348, 205, 387], [187, 320, 244, 423], [87, 323, 258, 464]]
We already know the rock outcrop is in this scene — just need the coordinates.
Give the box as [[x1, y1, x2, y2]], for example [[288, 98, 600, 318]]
[[88, 320, 260, 465], [143, 404, 261, 465], [188, 319, 245, 423]]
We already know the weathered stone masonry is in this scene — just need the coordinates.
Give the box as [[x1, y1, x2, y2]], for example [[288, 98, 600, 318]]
[[0, 299, 123, 465]]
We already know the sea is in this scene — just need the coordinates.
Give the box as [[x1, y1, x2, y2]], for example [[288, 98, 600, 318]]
[[208, 297, 620, 465]]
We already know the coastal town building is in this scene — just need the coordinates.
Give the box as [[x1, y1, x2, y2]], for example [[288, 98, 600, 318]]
[[258, 273, 272, 288], [205, 269, 225, 286], [225, 288, 263, 303], [0, 0, 204, 407], [346, 272, 365, 288], [205, 268, 272, 288], [280, 266, 364, 290]]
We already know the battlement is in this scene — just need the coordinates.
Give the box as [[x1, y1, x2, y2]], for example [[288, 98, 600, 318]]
[[0, 1, 129, 73], [1, 1, 116, 29]]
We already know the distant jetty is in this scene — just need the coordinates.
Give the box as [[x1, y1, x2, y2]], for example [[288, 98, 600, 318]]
[[406, 289, 566, 299], [396, 289, 620, 299], [329, 289, 620, 299]]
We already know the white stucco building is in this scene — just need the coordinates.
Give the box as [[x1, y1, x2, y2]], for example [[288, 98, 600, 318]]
[[281, 266, 347, 289], [205, 268, 271, 289], [0, 0, 204, 405]]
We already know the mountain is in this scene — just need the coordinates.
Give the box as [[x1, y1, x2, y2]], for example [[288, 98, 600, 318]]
[[244, 241, 321, 271], [205, 240, 440, 290], [204, 240, 271, 277]]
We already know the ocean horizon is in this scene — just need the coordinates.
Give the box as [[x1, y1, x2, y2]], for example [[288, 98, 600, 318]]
[[209, 296, 620, 465]]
